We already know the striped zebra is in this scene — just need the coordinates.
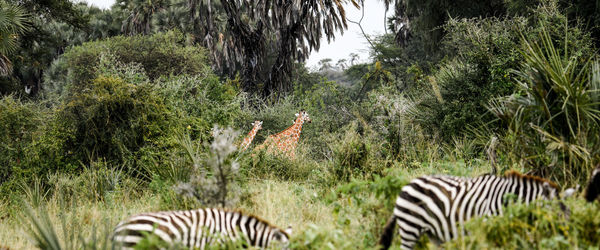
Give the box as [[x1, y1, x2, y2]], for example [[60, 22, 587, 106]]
[[112, 208, 292, 249], [378, 171, 570, 250]]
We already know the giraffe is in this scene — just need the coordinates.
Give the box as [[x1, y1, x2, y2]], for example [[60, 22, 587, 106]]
[[256, 110, 311, 159], [240, 120, 263, 151]]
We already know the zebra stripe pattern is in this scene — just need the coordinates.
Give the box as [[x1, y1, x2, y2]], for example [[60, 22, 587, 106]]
[[113, 208, 292, 249], [378, 171, 560, 250]]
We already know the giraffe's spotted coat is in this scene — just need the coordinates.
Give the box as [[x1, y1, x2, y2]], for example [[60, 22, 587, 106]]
[[257, 110, 311, 159], [240, 120, 262, 151]]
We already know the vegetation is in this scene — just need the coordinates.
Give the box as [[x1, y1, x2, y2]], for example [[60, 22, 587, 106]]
[[0, 0, 599, 249]]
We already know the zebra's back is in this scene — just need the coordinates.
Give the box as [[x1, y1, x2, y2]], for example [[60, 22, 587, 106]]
[[113, 208, 291, 249], [380, 172, 559, 250]]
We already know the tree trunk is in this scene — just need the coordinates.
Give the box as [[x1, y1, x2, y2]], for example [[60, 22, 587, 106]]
[[264, 21, 302, 98], [221, 1, 266, 96]]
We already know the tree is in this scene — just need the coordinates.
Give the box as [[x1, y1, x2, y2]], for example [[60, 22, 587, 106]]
[[319, 58, 334, 72], [0, 0, 29, 76], [218, 0, 359, 97], [336, 59, 348, 70], [1, 0, 89, 96], [119, 0, 167, 35], [382, 0, 506, 51]]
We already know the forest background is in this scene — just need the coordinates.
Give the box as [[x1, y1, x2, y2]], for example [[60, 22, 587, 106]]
[[0, 0, 599, 248]]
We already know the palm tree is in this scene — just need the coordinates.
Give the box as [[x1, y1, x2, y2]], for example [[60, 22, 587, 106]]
[[219, 0, 359, 97], [0, 0, 29, 75], [120, 0, 167, 35]]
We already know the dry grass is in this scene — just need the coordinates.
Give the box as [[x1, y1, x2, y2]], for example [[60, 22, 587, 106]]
[[0, 192, 160, 249], [0, 160, 495, 249]]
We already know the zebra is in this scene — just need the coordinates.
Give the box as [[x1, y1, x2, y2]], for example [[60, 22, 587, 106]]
[[112, 208, 292, 249], [378, 171, 573, 250], [585, 164, 600, 202]]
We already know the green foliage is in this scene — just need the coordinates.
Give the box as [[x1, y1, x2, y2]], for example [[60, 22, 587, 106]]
[[415, 2, 596, 144], [0, 96, 46, 185], [243, 149, 319, 183], [22, 184, 117, 250], [388, 0, 508, 52], [488, 23, 598, 184], [157, 73, 242, 143], [46, 160, 137, 203], [0, 0, 29, 76], [365, 86, 443, 163], [289, 224, 357, 250], [331, 122, 379, 182], [50, 30, 208, 95], [57, 75, 173, 168], [445, 199, 600, 249], [416, 16, 526, 140], [292, 78, 355, 159], [335, 172, 408, 210]]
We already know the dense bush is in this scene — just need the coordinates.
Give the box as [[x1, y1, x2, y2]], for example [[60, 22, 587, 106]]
[[415, 16, 525, 140], [293, 79, 355, 159], [331, 123, 377, 182], [44, 30, 209, 97], [366, 86, 443, 162], [157, 74, 242, 144], [0, 96, 46, 185], [489, 26, 598, 184], [10, 38, 242, 185], [415, 2, 593, 142], [56, 75, 174, 168]]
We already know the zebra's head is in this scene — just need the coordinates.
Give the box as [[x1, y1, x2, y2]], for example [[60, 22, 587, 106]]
[[542, 181, 577, 220], [272, 226, 292, 248], [541, 182, 559, 200]]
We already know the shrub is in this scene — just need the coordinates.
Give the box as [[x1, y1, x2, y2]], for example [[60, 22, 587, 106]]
[[488, 25, 598, 184], [331, 123, 377, 182], [416, 16, 525, 140], [57, 75, 174, 168], [293, 78, 355, 159], [367, 86, 443, 163], [46, 160, 138, 203], [18, 49, 241, 185], [242, 147, 319, 183], [0, 96, 46, 185], [416, 2, 593, 141], [157, 73, 242, 144], [174, 127, 242, 208], [45, 30, 209, 97], [289, 224, 356, 250]]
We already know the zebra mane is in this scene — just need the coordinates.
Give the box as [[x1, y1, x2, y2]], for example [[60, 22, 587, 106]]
[[504, 170, 559, 189]]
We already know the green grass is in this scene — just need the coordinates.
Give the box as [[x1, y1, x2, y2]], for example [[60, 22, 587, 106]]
[[0, 159, 491, 249]]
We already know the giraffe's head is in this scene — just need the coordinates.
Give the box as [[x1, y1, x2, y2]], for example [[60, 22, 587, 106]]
[[295, 110, 311, 123], [252, 120, 263, 130]]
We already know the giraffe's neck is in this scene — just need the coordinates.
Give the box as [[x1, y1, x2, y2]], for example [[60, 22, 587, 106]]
[[247, 126, 260, 140], [241, 126, 260, 150], [276, 117, 304, 138]]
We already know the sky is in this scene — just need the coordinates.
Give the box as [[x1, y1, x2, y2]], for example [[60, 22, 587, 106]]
[[79, 0, 387, 69]]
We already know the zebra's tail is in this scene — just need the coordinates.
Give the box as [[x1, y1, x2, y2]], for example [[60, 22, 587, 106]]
[[585, 165, 600, 202], [377, 214, 397, 250]]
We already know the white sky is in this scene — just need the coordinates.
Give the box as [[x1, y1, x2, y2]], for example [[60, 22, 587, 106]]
[[79, 0, 387, 69]]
